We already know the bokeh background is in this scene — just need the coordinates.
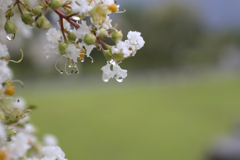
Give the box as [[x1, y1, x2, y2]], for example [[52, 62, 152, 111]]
[[4, 0, 240, 159]]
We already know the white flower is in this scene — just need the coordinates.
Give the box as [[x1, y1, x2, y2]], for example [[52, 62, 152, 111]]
[[79, 42, 95, 57], [112, 41, 132, 57], [0, 43, 9, 58], [43, 43, 59, 58], [11, 97, 26, 110], [62, 19, 72, 31], [65, 44, 80, 62], [0, 60, 11, 89], [46, 28, 62, 44], [43, 134, 58, 146], [103, 0, 115, 5], [102, 16, 112, 29], [101, 62, 127, 82], [127, 31, 145, 50], [7, 133, 31, 159], [112, 64, 127, 81], [0, 121, 6, 140], [101, 62, 114, 82], [73, 20, 90, 40], [71, 0, 89, 15], [42, 146, 67, 160]]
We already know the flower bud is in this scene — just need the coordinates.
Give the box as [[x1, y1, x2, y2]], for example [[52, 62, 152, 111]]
[[5, 8, 14, 18], [58, 42, 68, 55], [84, 33, 96, 45], [111, 30, 122, 42], [21, 12, 34, 25], [36, 15, 51, 30], [50, 0, 63, 9], [67, 32, 77, 42], [32, 6, 43, 16], [98, 28, 108, 39], [112, 53, 125, 63], [103, 50, 112, 61], [4, 20, 17, 34]]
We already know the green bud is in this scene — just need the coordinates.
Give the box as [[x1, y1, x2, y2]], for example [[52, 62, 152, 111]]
[[50, 0, 63, 9], [5, 8, 14, 18], [67, 32, 77, 42], [32, 6, 43, 16], [103, 50, 112, 61], [111, 30, 123, 42], [21, 12, 34, 25], [4, 20, 17, 34], [112, 53, 125, 63], [58, 42, 68, 55], [98, 28, 108, 39], [84, 33, 96, 45], [36, 15, 51, 30]]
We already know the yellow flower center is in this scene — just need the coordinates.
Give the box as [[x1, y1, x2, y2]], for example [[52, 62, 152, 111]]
[[4, 85, 15, 96], [0, 150, 7, 160], [108, 4, 118, 13]]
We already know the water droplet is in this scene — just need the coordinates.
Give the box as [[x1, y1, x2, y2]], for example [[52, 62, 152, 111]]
[[68, 64, 74, 68], [116, 77, 123, 82], [27, 24, 35, 29], [71, 16, 80, 21], [103, 78, 109, 82], [60, 70, 64, 74], [81, 59, 85, 63], [6, 33, 15, 41], [109, 59, 116, 65]]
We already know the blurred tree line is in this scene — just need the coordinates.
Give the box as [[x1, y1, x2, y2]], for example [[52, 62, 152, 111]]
[[8, 2, 240, 78]]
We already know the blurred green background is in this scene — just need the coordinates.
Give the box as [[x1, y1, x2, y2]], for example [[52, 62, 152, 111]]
[[6, 0, 240, 159]]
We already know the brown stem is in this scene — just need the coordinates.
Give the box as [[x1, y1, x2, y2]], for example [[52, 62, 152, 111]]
[[97, 38, 110, 48], [54, 9, 80, 29], [44, 0, 80, 29], [59, 17, 67, 42], [17, 0, 23, 14]]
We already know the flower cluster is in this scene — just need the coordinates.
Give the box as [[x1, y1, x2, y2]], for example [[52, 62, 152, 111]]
[[0, 43, 66, 159], [0, 0, 144, 159], [2, 0, 144, 81]]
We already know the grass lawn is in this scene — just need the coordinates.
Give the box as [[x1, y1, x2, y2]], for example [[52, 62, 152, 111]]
[[18, 74, 240, 160]]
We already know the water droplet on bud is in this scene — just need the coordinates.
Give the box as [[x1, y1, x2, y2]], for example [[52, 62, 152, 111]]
[[71, 16, 80, 21], [6, 33, 15, 41], [27, 24, 35, 29]]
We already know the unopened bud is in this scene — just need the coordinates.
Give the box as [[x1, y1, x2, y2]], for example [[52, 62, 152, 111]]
[[103, 50, 112, 61], [32, 6, 43, 16], [36, 16, 51, 30], [5, 8, 14, 18], [98, 28, 108, 39], [21, 12, 34, 25], [4, 20, 17, 34], [111, 30, 122, 42], [50, 0, 63, 9], [67, 32, 77, 42], [58, 42, 68, 55], [84, 33, 96, 45]]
